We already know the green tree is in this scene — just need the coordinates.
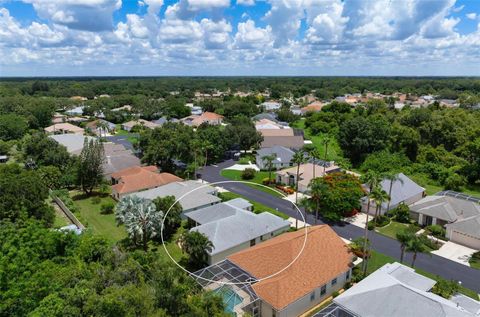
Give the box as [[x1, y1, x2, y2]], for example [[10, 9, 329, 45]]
[[153, 195, 182, 240], [384, 172, 403, 215], [180, 231, 214, 270], [292, 150, 307, 229], [396, 229, 415, 264], [406, 236, 427, 267], [115, 196, 163, 251], [0, 114, 28, 141], [77, 139, 105, 195], [308, 178, 328, 224], [370, 188, 390, 226], [261, 153, 277, 182]]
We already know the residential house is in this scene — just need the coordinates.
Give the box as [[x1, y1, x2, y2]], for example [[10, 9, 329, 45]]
[[49, 134, 95, 155], [252, 113, 280, 122], [224, 225, 354, 317], [86, 119, 116, 137], [112, 105, 132, 112], [300, 102, 325, 115], [129, 180, 221, 214], [256, 146, 295, 170], [331, 262, 479, 317], [410, 194, 480, 249], [260, 101, 281, 111], [258, 128, 295, 138], [65, 106, 85, 116], [362, 173, 425, 215], [52, 113, 66, 124], [67, 116, 88, 123], [0, 155, 8, 163], [102, 143, 141, 177], [69, 96, 87, 101], [121, 119, 159, 131], [111, 166, 182, 200], [261, 136, 305, 151], [180, 111, 224, 127], [45, 123, 85, 135], [185, 199, 290, 264], [275, 162, 341, 192]]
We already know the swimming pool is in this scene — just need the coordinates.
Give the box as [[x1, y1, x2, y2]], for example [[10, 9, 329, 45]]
[[214, 285, 243, 315]]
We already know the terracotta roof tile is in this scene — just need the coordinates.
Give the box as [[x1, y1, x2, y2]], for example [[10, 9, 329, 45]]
[[111, 166, 182, 194], [228, 225, 352, 311]]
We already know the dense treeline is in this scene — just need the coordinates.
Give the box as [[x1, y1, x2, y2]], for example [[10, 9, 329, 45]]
[[305, 100, 480, 191], [1, 77, 480, 99]]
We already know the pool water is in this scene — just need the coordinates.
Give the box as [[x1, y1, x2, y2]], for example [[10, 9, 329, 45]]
[[214, 285, 243, 315]]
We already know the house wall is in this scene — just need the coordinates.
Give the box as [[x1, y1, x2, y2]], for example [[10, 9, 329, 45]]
[[260, 269, 351, 317], [447, 229, 480, 250], [256, 156, 292, 170], [208, 225, 289, 265]]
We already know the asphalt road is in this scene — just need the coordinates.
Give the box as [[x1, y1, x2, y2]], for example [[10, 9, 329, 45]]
[[200, 160, 480, 293], [106, 134, 137, 150]]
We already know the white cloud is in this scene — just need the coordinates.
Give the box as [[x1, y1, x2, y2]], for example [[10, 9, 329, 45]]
[[265, 0, 304, 47], [234, 19, 273, 49], [237, 0, 254, 6], [466, 13, 477, 20]]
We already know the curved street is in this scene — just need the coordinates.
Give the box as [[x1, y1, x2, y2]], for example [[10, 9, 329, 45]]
[[199, 160, 480, 293]]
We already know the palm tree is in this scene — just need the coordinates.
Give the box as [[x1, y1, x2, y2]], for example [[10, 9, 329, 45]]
[[191, 138, 202, 179], [97, 120, 109, 138], [202, 140, 213, 168], [406, 236, 427, 267], [360, 171, 382, 274], [261, 153, 277, 184], [115, 195, 163, 251], [303, 145, 321, 180], [322, 136, 331, 173], [384, 173, 403, 215], [292, 150, 307, 229], [370, 188, 390, 226], [309, 178, 328, 224], [180, 231, 214, 269], [396, 230, 414, 264]]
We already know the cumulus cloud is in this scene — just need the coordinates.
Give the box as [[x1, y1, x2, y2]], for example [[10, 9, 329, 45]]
[[234, 19, 273, 49], [466, 13, 477, 20], [237, 0, 255, 6]]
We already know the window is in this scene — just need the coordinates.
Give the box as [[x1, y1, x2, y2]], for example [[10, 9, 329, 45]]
[[320, 285, 326, 296], [250, 239, 256, 247], [331, 278, 337, 286], [346, 270, 350, 280], [271, 232, 274, 237], [310, 291, 315, 301]]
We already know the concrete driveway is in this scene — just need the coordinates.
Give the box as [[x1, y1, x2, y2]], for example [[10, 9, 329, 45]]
[[432, 242, 477, 267], [344, 212, 368, 229], [223, 163, 259, 171]]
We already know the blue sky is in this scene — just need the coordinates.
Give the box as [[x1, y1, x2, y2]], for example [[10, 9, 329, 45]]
[[1, 0, 480, 76]]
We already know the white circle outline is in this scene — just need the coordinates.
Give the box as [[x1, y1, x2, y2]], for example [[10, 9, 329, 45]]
[[160, 180, 308, 286]]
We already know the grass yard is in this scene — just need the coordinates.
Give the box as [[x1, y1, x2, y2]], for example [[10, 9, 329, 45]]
[[218, 191, 290, 220], [365, 251, 479, 299], [220, 169, 284, 198], [53, 212, 70, 228], [115, 127, 139, 144], [376, 221, 420, 239], [470, 255, 480, 270], [70, 191, 127, 243], [291, 119, 343, 162]]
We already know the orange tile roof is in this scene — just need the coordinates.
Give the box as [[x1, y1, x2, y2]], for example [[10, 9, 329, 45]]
[[301, 103, 324, 113], [111, 166, 182, 194], [201, 111, 224, 120], [228, 225, 352, 311]]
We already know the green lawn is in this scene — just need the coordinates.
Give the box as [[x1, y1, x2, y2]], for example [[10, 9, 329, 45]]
[[115, 127, 139, 144], [291, 119, 343, 162], [218, 191, 290, 220], [220, 169, 284, 198], [53, 213, 70, 228], [70, 191, 127, 243], [470, 256, 480, 270], [376, 221, 420, 239], [365, 251, 479, 299]]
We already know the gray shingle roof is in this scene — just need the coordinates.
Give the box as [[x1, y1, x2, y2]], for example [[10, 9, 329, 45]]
[[256, 145, 295, 165], [446, 215, 480, 239], [410, 196, 480, 223], [49, 134, 96, 155], [334, 263, 477, 317], [188, 203, 290, 255], [129, 180, 221, 211]]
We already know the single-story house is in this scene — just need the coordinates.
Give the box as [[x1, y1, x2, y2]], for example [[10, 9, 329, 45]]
[[258, 128, 294, 138], [111, 166, 182, 200], [256, 146, 295, 170], [332, 262, 479, 317], [362, 173, 425, 215], [102, 143, 141, 177], [128, 180, 221, 214], [180, 111, 224, 127], [65, 106, 84, 116], [52, 113, 66, 124], [121, 119, 159, 131], [261, 136, 305, 150], [255, 118, 285, 130], [151, 117, 168, 126], [252, 113, 280, 123], [49, 134, 96, 155], [86, 119, 116, 136], [185, 199, 289, 264], [112, 105, 132, 112], [300, 102, 325, 115], [260, 101, 281, 111], [410, 195, 480, 249], [45, 123, 84, 135], [276, 162, 341, 193], [226, 225, 354, 317]]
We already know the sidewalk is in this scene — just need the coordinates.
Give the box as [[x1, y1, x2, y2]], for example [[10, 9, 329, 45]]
[[432, 241, 477, 267]]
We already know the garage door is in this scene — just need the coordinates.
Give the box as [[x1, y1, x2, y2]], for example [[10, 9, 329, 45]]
[[451, 231, 480, 250]]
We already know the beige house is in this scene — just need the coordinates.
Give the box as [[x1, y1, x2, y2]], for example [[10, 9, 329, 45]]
[[275, 162, 341, 193], [121, 119, 159, 131], [44, 123, 84, 135]]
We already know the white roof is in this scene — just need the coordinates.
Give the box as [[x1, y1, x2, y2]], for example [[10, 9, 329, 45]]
[[49, 134, 96, 154]]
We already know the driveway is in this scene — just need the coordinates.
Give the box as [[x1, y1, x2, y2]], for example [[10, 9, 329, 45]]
[[223, 163, 259, 171], [106, 134, 138, 150], [432, 242, 477, 267], [199, 160, 480, 293]]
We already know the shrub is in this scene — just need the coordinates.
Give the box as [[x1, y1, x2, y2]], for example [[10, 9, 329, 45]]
[[241, 168, 256, 180], [391, 203, 411, 223], [100, 202, 115, 215], [91, 196, 101, 204], [262, 177, 275, 185], [432, 279, 459, 299], [472, 251, 480, 260], [442, 173, 466, 191], [368, 215, 390, 228], [426, 224, 446, 238], [332, 291, 340, 298], [418, 234, 441, 250], [367, 221, 375, 230]]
